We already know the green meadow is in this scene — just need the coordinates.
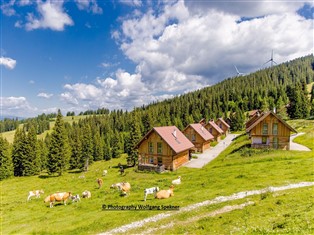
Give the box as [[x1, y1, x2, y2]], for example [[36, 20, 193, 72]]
[[1, 119, 313, 234]]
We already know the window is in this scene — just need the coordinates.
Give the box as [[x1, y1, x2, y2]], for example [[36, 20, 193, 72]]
[[273, 123, 278, 135], [157, 142, 162, 155], [158, 157, 162, 166], [209, 128, 213, 134], [273, 137, 279, 149], [262, 137, 267, 145], [148, 142, 153, 154], [262, 123, 268, 135], [191, 134, 196, 142]]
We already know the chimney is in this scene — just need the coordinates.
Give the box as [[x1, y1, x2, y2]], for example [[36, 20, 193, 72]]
[[172, 129, 177, 138]]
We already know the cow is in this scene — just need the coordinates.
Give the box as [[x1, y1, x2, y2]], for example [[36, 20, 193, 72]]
[[27, 190, 44, 201], [44, 192, 72, 208], [102, 170, 108, 176], [111, 182, 131, 196], [82, 190, 91, 199], [155, 185, 174, 199], [71, 194, 81, 202], [144, 187, 159, 201], [97, 178, 103, 188], [172, 176, 181, 185]]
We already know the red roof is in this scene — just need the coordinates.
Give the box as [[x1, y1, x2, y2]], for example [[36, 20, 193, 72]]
[[208, 121, 224, 134], [217, 118, 230, 128], [186, 123, 214, 141], [246, 111, 297, 133], [154, 126, 195, 153]]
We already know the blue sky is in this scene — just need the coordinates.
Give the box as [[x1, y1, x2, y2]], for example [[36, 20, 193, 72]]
[[1, 0, 313, 118]]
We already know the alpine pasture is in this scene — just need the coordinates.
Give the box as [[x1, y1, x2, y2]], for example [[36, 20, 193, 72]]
[[1, 119, 313, 234]]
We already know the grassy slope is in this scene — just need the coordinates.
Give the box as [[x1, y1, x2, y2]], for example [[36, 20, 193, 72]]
[[1, 120, 313, 234]]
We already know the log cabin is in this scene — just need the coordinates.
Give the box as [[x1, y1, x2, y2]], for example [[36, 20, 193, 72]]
[[135, 126, 194, 172], [216, 118, 230, 136], [183, 123, 214, 153], [204, 120, 224, 142], [246, 111, 297, 150]]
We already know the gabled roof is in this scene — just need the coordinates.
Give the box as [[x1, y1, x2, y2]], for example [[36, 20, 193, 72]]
[[207, 120, 224, 134], [217, 118, 230, 128], [184, 123, 214, 141], [246, 111, 297, 133], [135, 126, 194, 154]]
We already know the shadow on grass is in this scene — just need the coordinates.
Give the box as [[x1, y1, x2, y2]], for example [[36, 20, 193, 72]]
[[229, 143, 251, 154]]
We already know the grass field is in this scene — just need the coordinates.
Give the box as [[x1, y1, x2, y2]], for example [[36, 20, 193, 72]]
[[1, 119, 313, 234]]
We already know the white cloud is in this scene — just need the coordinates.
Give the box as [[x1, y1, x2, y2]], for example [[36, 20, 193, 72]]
[[75, 0, 103, 14], [185, 0, 309, 18], [119, 0, 142, 7], [0, 0, 16, 16], [0, 96, 37, 117], [25, 1, 74, 31], [0, 57, 17, 69], [115, 1, 314, 94], [37, 92, 53, 99]]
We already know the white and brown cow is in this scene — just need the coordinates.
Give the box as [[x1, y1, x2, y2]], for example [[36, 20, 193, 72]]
[[44, 192, 72, 208], [27, 190, 44, 201]]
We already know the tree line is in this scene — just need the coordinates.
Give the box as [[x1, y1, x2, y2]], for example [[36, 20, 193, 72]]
[[1, 54, 313, 180]]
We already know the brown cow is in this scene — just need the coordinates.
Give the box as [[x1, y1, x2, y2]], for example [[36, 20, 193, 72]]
[[155, 185, 174, 199], [97, 178, 103, 188], [44, 192, 72, 208]]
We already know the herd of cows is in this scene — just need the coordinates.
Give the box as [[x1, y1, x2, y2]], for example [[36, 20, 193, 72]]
[[27, 172, 182, 208]]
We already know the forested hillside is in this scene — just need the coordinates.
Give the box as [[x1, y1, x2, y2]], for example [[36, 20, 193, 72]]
[[1, 55, 313, 180]]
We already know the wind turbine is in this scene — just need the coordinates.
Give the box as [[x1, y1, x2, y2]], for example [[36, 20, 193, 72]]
[[262, 50, 277, 67], [234, 65, 245, 76]]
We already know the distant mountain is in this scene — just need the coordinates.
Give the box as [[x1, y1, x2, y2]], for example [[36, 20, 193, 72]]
[[0, 115, 25, 121]]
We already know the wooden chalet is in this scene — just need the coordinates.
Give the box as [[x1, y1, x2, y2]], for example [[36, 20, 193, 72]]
[[246, 111, 297, 150], [183, 123, 214, 153], [216, 118, 230, 136], [135, 126, 194, 172], [204, 120, 224, 142]]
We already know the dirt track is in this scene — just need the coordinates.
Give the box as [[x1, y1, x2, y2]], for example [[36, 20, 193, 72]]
[[99, 181, 314, 235]]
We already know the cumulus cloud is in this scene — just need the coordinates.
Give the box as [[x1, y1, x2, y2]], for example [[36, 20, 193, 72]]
[[37, 92, 53, 99], [60, 70, 156, 111], [0, 96, 37, 117], [115, 0, 314, 94], [75, 0, 103, 14], [25, 1, 74, 31], [185, 0, 310, 18], [0, 57, 17, 69]]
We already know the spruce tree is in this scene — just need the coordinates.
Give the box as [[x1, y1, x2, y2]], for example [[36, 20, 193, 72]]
[[47, 110, 71, 176], [12, 128, 27, 176], [80, 124, 93, 171], [0, 136, 13, 180]]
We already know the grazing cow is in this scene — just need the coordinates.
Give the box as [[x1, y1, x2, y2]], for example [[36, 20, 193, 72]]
[[97, 178, 103, 188], [71, 194, 81, 202], [144, 187, 159, 201], [155, 185, 174, 199], [44, 192, 72, 208], [102, 170, 108, 176], [78, 175, 85, 179], [172, 176, 181, 185], [27, 189, 44, 201], [82, 190, 91, 199], [111, 182, 131, 196]]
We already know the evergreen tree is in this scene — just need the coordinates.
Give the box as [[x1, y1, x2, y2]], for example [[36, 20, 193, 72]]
[[80, 124, 93, 171], [127, 118, 142, 166], [47, 110, 71, 176], [0, 136, 13, 180], [12, 128, 27, 176], [69, 126, 82, 169], [230, 107, 245, 131]]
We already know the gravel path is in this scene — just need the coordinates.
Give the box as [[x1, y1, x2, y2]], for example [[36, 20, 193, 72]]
[[99, 181, 314, 235], [184, 134, 239, 168], [290, 133, 311, 151]]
